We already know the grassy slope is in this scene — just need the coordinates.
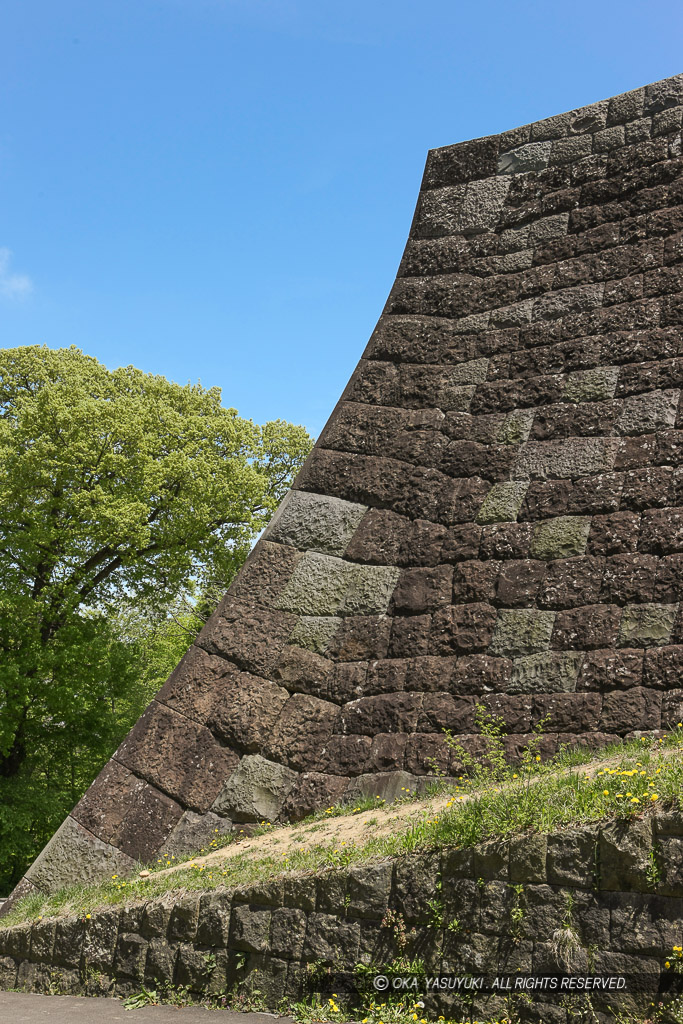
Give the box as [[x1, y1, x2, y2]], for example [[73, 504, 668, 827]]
[[4, 729, 682, 929]]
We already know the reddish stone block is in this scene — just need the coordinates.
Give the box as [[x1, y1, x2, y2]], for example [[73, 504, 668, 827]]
[[281, 773, 349, 821], [388, 615, 432, 658], [452, 560, 500, 603], [197, 600, 297, 677], [327, 616, 392, 661], [600, 554, 658, 604], [207, 673, 290, 752], [404, 655, 455, 692], [273, 646, 333, 699], [340, 693, 423, 736], [330, 662, 369, 702], [496, 559, 546, 607], [344, 509, 405, 565], [391, 566, 454, 614], [519, 480, 572, 521], [363, 660, 406, 696], [366, 734, 409, 772], [552, 604, 622, 650], [642, 645, 683, 689], [452, 654, 512, 694], [567, 474, 624, 514], [440, 524, 482, 563], [614, 434, 657, 470], [587, 512, 641, 555], [265, 694, 340, 772], [417, 694, 476, 732], [318, 735, 372, 776], [481, 694, 533, 733], [600, 686, 662, 732], [639, 507, 683, 553], [620, 467, 675, 510], [577, 649, 644, 691], [114, 701, 238, 813], [431, 603, 498, 654], [534, 693, 602, 732], [479, 524, 533, 560], [404, 733, 450, 775], [156, 646, 236, 724], [72, 760, 184, 862], [397, 519, 448, 567], [538, 556, 604, 609]]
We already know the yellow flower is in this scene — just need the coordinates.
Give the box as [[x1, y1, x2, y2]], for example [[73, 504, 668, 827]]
[[603, 790, 609, 796], [666, 961, 671, 968], [85, 914, 91, 919], [651, 794, 659, 801], [631, 797, 640, 804]]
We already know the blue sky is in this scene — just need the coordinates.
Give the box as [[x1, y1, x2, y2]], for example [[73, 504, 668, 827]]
[[2, 1, 682, 437]]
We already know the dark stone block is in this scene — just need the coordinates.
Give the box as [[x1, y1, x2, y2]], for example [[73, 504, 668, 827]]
[[431, 603, 498, 654], [600, 686, 661, 732], [114, 701, 238, 813], [552, 604, 621, 650], [281, 772, 349, 821], [391, 566, 454, 614]]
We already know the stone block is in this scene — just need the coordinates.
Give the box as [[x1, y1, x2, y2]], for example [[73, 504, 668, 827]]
[[264, 489, 367, 557], [600, 686, 661, 732], [205, 671, 289, 753], [175, 944, 227, 993], [270, 907, 307, 959], [509, 833, 547, 883], [197, 600, 297, 676], [496, 408, 534, 444], [455, 177, 511, 234], [498, 141, 552, 174], [230, 905, 271, 953], [530, 516, 590, 559], [514, 437, 617, 479], [618, 602, 678, 647], [475, 481, 528, 524], [392, 852, 441, 923], [451, 357, 489, 384], [114, 701, 238, 813], [196, 892, 231, 947], [29, 918, 56, 963], [508, 651, 582, 693], [281, 772, 349, 822], [610, 893, 682, 955], [656, 836, 683, 897], [161, 810, 229, 858], [489, 609, 556, 657], [546, 828, 598, 887], [25, 816, 136, 894], [347, 862, 393, 919], [302, 913, 360, 965], [114, 933, 147, 980], [391, 566, 454, 614], [288, 616, 341, 655], [599, 817, 653, 890], [82, 910, 119, 972], [563, 366, 619, 403], [211, 754, 297, 822], [264, 693, 340, 772], [431, 602, 497, 654], [552, 604, 621, 650], [617, 388, 680, 434], [168, 893, 200, 943]]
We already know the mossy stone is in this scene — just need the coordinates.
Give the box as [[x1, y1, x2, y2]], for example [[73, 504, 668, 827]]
[[617, 603, 678, 648], [490, 609, 556, 657], [563, 366, 619, 403], [530, 516, 590, 560], [476, 481, 529, 524], [288, 616, 341, 654]]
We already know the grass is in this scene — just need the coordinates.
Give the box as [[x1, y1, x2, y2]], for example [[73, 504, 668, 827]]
[[3, 727, 683, 929]]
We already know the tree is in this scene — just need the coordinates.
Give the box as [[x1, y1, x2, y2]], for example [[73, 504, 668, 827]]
[[0, 345, 312, 889]]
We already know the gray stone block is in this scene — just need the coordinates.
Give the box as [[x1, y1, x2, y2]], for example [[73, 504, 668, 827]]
[[450, 357, 489, 384], [197, 892, 231, 947], [270, 907, 307, 959], [302, 913, 360, 964], [264, 490, 367, 557], [489, 609, 556, 657], [347, 862, 393, 919], [288, 615, 341, 654], [530, 516, 590, 560], [509, 651, 582, 694], [498, 141, 552, 174], [230, 904, 271, 953], [275, 552, 398, 617], [475, 481, 528, 524], [563, 366, 619, 403], [617, 389, 680, 435], [617, 603, 678, 648], [24, 816, 136, 894], [160, 810, 229, 857], [496, 409, 534, 445], [211, 754, 297, 822]]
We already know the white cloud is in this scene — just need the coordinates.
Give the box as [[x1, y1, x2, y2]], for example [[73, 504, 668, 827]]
[[0, 248, 33, 300]]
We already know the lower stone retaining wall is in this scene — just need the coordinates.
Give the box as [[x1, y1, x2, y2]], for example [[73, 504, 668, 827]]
[[1, 811, 682, 1023]]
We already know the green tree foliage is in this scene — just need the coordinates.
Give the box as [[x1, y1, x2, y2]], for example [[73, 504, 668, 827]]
[[0, 345, 312, 891]]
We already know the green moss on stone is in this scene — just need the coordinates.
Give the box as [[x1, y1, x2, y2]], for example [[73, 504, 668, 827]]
[[489, 609, 556, 657], [288, 616, 341, 654], [475, 481, 529, 524], [563, 367, 619, 403], [617, 603, 678, 648], [530, 516, 590, 560]]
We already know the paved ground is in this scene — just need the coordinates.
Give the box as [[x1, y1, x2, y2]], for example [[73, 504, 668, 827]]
[[0, 992, 295, 1022]]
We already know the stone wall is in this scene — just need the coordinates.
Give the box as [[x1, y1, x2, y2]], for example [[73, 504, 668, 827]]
[[6, 72, 683, 910], [1, 812, 682, 1023]]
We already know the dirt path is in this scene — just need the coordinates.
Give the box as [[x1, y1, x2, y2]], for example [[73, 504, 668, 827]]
[[147, 743, 682, 883]]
